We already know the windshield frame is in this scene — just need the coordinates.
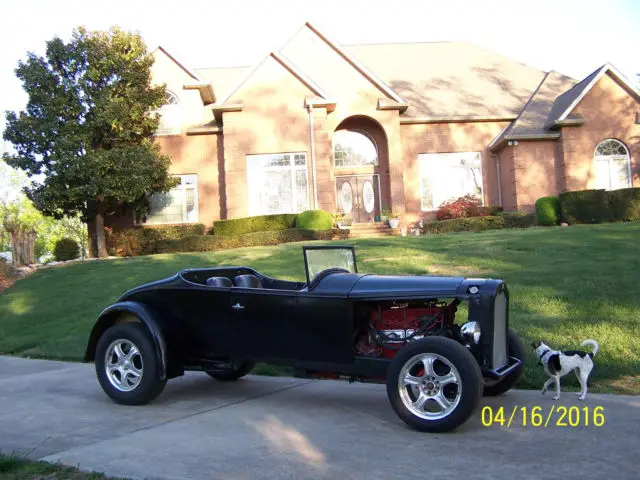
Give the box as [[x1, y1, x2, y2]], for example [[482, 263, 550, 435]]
[[302, 245, 358, 284]]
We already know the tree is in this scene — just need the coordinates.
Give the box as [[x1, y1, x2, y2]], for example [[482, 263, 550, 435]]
[[0, 197, 41, 266], [2, 26, 177, 257]]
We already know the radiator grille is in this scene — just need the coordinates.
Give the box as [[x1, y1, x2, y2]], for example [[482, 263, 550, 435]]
[[492, 292, 508, 369]]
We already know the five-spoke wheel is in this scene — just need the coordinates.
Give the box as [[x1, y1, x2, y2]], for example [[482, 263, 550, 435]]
[[387, 337, 482, 432]]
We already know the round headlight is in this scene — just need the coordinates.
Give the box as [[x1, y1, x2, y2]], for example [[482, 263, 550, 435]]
[[460, 321, 481, 344]]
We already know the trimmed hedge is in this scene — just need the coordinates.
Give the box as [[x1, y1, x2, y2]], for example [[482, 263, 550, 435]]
[[295, 210, 333, 230], [155, 228, 347, 254], [605, 188, 640, 222], [559, 189, 610, 224], [106, 224, 206, 257], [54, 238, 80, 261], [212, 214, 297, 236], [422, 213, 536, 234], [535, 196, 561, 226]]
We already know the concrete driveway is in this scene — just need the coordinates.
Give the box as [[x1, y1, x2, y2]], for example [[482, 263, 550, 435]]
[[0, 356, 638, 480]]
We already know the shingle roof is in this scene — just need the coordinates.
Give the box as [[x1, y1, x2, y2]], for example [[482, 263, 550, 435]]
[[545, 66, 601, 126], [345, 41, 548, 118]]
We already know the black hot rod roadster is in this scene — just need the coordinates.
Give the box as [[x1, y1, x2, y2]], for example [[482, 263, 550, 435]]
[[84, 246, 525, 432]]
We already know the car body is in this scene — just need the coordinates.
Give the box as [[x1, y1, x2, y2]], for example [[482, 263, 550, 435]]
[[85, 245, 524, 432]]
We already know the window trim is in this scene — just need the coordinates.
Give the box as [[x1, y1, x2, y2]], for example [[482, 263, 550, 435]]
[[135, 173, 199, 225], [332, 129, 379, 169], [245, 152, 311, 216], [155, 90, 181, 136], [418, 151, 484, 212], [593, 139, 632, 191]]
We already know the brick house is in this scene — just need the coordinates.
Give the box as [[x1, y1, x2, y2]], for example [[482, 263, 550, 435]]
[[124, 21, 640, 229]]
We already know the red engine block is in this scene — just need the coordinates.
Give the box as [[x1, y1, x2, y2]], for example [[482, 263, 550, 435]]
[[356, 302, 457, 358]]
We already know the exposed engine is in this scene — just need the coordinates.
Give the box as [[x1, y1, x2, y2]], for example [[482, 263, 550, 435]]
[[355, 299, 460, 358]]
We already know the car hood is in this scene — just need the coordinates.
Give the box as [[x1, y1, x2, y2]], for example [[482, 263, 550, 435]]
[[348, 274, 466, 300]]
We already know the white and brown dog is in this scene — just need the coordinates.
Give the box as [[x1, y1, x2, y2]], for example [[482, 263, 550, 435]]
[[531, 339, 599, 401]]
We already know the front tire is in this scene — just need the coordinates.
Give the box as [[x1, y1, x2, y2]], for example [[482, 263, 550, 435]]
[[95, 323, 166, 405], [482, 328, 525, 396], [205, 361, 255, 381], [386, 337, 483, 433]]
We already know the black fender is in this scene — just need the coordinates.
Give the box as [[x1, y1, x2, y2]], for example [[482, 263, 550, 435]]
[[84, 301, 169, 381]]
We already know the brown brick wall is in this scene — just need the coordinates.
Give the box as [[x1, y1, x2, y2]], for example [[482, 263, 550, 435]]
[[511, 140, 558, 211], [561, 73, 640, 191]]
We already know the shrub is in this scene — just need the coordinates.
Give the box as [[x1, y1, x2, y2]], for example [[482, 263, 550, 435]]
[[535, 196, 561, 226], [212, 214, 297, 236], [435, 194, 485, 220], [53, 237, 80, 261], [154, 228, 347, 254], [559, 189, 610, 224], [422, 213, 536, 234], [606, 188, 640, 222], [295, 210, 333, 231], [106, 224, 205, 257]]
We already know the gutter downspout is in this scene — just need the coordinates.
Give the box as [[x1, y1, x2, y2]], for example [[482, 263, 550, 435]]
[[307, 103, 319, 209], [492, 153, 503, 207]]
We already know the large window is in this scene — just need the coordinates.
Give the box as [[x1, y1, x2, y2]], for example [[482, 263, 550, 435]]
[[141, 174, 198, 225], [594, 139, 631, 190], [333, 130, 378, 168], [246, 153, 310, 215], [155, 91, 181, 136], [419, 152, 483, 211]]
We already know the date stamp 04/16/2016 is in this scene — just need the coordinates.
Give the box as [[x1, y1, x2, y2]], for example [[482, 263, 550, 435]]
[[481, 405, 605, 428]]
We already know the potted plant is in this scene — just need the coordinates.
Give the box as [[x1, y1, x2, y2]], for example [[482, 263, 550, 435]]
[[380, 208, 392, 223], [388, 212, 400, 229], [333, 212, 352, 230]]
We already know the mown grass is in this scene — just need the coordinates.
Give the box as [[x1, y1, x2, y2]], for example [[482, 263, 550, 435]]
[[0, 453, 120, 479], [1, 222, 639, 394]]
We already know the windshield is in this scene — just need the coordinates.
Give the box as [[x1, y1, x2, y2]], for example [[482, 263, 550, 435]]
[[303, 246, 357, 283]]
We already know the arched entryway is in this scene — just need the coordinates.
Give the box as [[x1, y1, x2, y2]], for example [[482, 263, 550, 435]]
[[333, 116, 390, 223]]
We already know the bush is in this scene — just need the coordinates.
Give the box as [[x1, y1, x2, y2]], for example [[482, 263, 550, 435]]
[[559, 189, 610, 224], [212, 214, 297, 236], [435, 194, 485, 220], [606, 188, 640, 222], [106, 224, 206, 257], [295, 210, 333, 231], [53, 237, 80, 261], [155, 228, 347, 254], [422, 213, 536, 234], [535, 196, 561, 226]]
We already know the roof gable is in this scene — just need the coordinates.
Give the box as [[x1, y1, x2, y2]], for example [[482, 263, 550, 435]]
[[278, 22, 405, 105], [152, 46, 215, 104], [552, 64, 640, 122]]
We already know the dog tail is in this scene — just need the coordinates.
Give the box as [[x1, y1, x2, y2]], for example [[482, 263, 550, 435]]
[[581, 339, 599, 358]]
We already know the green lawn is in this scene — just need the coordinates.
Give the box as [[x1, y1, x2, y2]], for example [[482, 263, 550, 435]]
[[1, 223, 639, 394], [0, 454, 119, 479]]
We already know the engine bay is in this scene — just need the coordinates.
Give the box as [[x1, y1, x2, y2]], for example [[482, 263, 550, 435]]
[[354, 299, 461, 358]]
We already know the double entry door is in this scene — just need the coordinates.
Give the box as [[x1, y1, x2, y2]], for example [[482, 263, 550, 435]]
[[336, 175, 380, 223]]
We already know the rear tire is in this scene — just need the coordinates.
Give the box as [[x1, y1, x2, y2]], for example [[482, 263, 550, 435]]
[[386, 337, 483, 433], [205, 361, 255, 381], [482, 328, 525, 396], [95, 323, 166, 405]]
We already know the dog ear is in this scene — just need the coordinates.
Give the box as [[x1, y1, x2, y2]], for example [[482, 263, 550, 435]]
[[531, 341, 541, 349]]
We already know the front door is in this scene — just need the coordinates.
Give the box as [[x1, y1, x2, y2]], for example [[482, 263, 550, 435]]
[[336, 175, 380, 223]]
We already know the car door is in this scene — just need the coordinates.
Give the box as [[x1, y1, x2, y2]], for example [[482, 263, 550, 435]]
[[227, 287, 297, 360]]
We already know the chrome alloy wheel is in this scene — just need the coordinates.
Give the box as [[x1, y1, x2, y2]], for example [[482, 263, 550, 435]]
[[398, 353, 462, 420], [104, 339, 144, 392]]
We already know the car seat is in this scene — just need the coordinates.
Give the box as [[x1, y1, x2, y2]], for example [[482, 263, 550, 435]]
[[234, 274, 263, 288], [205, 276, 233, 287]]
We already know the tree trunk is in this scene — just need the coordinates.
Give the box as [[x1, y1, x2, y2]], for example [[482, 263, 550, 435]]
[[95, 201, 108, 258]]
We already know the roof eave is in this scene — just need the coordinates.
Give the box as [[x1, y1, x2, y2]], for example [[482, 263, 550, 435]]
[[184, 82, 216, 105], [377, 98, 409, 113], [400, 115, 516, 125], [488, 133, 561, 152], [305, 96, 337, 113]]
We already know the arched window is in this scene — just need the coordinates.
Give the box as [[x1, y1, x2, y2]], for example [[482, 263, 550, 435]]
[[594, 139, 631, 190], [333, 130, 378, 168], [156, 91, 181, 135]]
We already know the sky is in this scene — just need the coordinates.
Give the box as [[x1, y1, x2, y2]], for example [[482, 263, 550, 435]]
[[1, 0, 639, 139]]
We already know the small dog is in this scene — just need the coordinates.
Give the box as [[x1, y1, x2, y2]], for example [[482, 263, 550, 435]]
[[531, 339, 599, 401]]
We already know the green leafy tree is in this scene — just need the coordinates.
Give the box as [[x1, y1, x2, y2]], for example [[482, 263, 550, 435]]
[[2, 26, 177, 257], [0, 197, 42, 265]]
